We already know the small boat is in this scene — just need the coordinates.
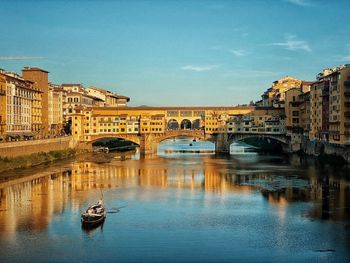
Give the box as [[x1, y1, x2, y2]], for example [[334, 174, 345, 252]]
[[81, 200, 106, 227]]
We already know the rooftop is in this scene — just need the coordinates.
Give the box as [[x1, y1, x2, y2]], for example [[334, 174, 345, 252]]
[[22, 67, 49, 73]]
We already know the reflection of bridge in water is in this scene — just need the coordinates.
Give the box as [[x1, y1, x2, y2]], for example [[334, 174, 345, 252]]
[[72, 106, 290, 155], [1, 154, 350, 234]]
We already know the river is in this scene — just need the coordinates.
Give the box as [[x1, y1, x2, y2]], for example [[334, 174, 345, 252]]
[[0, 140, 350, 262]]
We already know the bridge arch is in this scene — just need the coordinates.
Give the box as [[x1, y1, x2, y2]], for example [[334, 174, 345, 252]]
[[228, 134, 289, 145], [89, 134, 141, 146], [180, 119, 192, 130], [167, 119, 179, 130], [153, 130, 207, 144]]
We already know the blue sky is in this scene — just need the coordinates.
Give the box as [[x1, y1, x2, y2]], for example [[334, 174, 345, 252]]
[[0, 0, 349, 106]]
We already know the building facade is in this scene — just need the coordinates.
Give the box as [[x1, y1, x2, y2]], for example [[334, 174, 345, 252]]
[[22, 67, 49, 137], [0, 70, 42, 140]]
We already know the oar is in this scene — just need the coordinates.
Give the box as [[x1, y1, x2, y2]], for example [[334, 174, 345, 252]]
[[107, 205, 128, 213]]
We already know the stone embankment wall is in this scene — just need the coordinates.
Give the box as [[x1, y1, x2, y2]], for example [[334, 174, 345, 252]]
[[302, 139, 350, 163], [0, 136, 77, 158]]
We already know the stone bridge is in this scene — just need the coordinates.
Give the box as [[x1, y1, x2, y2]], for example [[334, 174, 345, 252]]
[[82, 129, 209, 154], [80, 130, 290, 155]]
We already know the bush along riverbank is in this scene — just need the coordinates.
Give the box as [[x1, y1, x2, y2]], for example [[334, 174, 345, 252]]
[[0, 149, 78, 173]]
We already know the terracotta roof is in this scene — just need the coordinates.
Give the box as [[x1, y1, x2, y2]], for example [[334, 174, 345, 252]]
[[22, 67, 49, 73]]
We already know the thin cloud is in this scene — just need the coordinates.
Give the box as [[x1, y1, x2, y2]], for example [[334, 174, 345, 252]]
[[339, 55, 350, 61], [0, 56, 45, 61], [229, 49, 248, 57], [269, 35, 312, 52], [181, 64, 220, 72], [286, 0, 311, 6]]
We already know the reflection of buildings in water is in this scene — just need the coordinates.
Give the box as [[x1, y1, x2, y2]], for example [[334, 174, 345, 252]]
[[72, 161, 255, 193], [308, 176, 350, 221], [2, 158, 350, 237], [203, 171, 254, 193], [257, 170, 350, 221], [71, 161, 204, 190], [0, 169, 72, 235]]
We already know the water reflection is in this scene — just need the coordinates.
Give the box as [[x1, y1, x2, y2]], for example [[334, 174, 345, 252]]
[[1, 150, 350, 237]]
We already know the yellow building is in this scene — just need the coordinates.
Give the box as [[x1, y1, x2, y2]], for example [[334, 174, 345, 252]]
[[31, 85, 42, 135], [299, 91, 311, 138], [86, 86, 130, 107], [0, 73, 6, 137], [284, 88, 302, 131], [22, 67, 49, 137], [48, 83, 66, 136], [140, 114, 165, 134], [261, 76, 303, 108], [327, 66, 350, 144], [309, 82, 323, 140], [0, 70, 42, 140]]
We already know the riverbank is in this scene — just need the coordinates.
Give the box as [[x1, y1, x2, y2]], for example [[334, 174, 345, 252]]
[[0, 149, 78, 173], [301, 139, 350, 164], [0, 136, 74, 158]]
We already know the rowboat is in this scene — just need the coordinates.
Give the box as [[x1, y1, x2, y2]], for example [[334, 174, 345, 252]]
[[81, 200, 106, 227]]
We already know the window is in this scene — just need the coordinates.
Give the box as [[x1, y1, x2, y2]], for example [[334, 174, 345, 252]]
[[292, 118, 299, 123]]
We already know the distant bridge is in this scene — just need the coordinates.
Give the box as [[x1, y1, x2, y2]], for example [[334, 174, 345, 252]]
[[81, 130, 290, 155], [72, 106, 290, 155]]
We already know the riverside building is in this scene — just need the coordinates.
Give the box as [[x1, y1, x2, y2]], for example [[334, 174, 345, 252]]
[[22, 67, 49, 137], [48, 83, 66, 136], [0, 69, 42, 140]]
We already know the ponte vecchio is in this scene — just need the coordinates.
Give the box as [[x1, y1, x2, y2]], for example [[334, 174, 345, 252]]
[[71, 106, 289, 155]]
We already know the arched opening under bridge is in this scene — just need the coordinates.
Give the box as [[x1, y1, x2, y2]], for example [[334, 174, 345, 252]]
[[92, 137, 139, 152], [157, 135, 214, 155], [231, 136, 284, 154]]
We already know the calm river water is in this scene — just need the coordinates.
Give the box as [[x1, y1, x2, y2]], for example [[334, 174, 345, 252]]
[[1, 140, 350, 263]]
